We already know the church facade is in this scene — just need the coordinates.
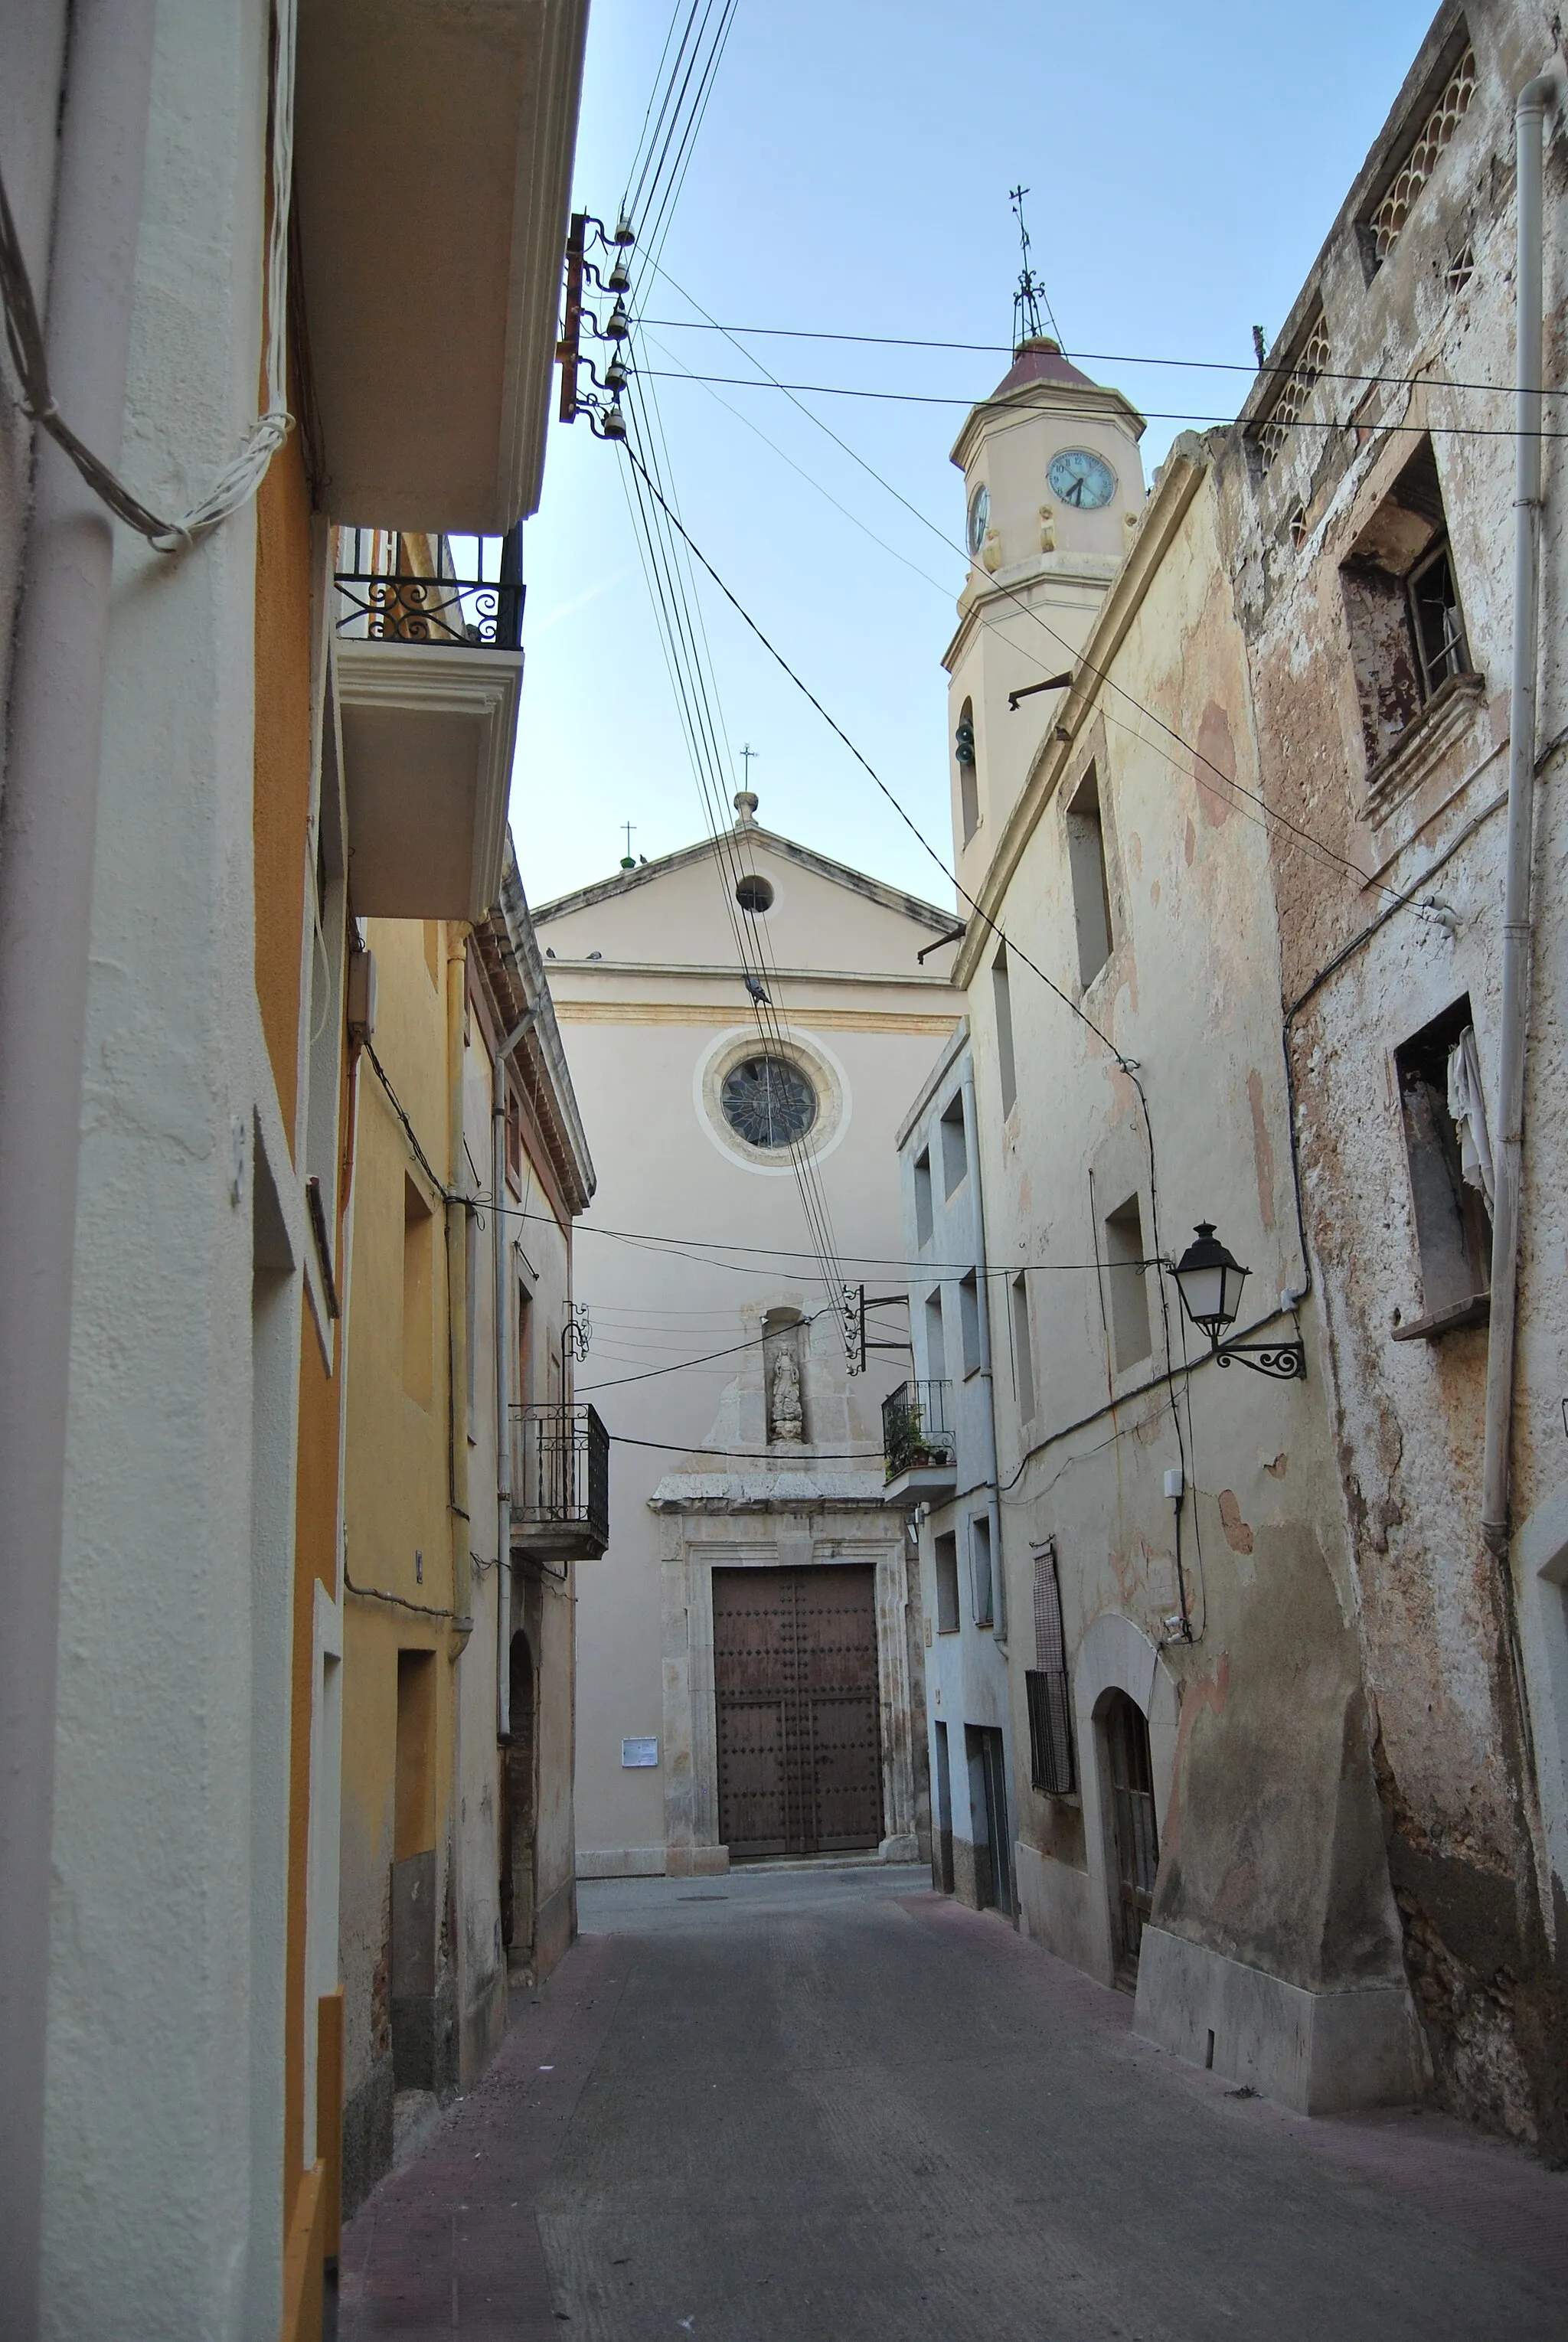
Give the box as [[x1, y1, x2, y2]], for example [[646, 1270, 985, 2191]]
[[533, 800, 960, 1877]]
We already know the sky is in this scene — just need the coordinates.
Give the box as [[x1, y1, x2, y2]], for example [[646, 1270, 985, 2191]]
[[508, 0, 1441, 913]]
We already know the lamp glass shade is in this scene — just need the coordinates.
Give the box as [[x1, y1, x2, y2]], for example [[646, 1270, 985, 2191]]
[[1173, 1222, 1249, 1343]]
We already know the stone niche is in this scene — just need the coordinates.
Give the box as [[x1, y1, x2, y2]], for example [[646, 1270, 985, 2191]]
[[763, 1308, 808, 1445]]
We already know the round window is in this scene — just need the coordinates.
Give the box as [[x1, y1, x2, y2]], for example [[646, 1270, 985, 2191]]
[[735, 874, 773, 915], [720, 1056, 817, 1149]]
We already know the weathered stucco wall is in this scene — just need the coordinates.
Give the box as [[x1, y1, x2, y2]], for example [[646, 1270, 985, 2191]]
[[1214, 0, 1568, 2147], [949, 433, 1410, 2106]]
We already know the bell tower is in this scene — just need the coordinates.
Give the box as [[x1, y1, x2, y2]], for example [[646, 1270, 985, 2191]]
[[943, 210, 1146, 890]]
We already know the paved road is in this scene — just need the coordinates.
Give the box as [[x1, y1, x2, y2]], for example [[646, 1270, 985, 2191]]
[[341, 1866, 1568, 2340]]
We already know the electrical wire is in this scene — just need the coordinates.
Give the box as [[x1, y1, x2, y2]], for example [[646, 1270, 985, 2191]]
[[479, 1192, 1151, 1279], [630, 370, 1567, 439], [626, 264, 1436, 910], [632, 313, 1557, 404], [578, 1313, 822, 1394], [612, 0, 854, 1347], [0, 0, 296, 550], [617, 397, 845, 1297], [617, 354, 854, 1337]]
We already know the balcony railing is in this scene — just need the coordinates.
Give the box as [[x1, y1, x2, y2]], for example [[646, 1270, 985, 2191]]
[[511, 1402, 609, 1553], [882, 1379, 956, 1484], [334, 528, 524, 651]]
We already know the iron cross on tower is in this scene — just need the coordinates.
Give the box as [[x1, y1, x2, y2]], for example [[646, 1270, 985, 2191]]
[[739, 743, 759, 789], [1009, 185, 1063, 351]]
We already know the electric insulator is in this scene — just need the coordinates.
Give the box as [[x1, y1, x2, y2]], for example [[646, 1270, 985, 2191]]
[[606, 358, 628, 392], [607, 256, 631, 292], [606, 299, 630, 341], [613, 214, 635, 247], [602, 401, 627, 440]]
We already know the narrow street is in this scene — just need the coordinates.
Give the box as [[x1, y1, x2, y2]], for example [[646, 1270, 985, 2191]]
[[340, 1868, 1568, 2340]]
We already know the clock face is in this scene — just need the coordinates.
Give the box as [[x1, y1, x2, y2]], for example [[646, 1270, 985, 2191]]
[[967, 482, 991, 556], [1048, 448, 1117, 510]]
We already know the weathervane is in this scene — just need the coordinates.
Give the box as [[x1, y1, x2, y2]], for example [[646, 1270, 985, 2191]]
[[1009, 185, 1063, 354]]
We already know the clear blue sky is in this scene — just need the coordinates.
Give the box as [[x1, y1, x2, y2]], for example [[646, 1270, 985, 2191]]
[[510, 0, 1439, 913]]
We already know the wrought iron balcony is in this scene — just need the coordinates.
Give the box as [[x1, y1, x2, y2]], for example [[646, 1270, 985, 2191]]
[[335, 527, 524, 652], [882, 1379, 956, 1488], [511, 1402, 609, 1559]]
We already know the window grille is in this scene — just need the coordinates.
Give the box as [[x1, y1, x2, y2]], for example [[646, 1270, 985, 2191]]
[[1026, 1542, 1076, 1794], [1367, 45, 1477, 263], [1255, 306, 1331, 471]]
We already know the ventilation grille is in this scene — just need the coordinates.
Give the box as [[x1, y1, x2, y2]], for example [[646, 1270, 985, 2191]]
[[1368, 44, 1477, 263], [1255, 306, 1332, 471]]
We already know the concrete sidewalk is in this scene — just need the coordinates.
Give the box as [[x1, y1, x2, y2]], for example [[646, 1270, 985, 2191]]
[[340, 1867, 1568, 2339]]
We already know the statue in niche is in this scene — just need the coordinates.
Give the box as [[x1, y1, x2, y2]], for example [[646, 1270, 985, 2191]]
[[769, 1345, 805, 1444]]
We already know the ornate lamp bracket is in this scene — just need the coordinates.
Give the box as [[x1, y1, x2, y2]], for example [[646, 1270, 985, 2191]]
[[1214, 1338, 1306, 1381]]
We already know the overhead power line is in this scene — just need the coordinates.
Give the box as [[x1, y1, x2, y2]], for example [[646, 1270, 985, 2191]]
[[634, 260, 1441, 909], [632, 369, 1566, 439], [632, 314, 1550, 402]]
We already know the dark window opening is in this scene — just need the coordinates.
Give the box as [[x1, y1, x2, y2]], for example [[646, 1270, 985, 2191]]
[[923, 1288, 946, 1383], [940, 1092, 969, 1197], [735, 874, 773, 915], [1394, 995, 1492, 1325], [959, 1269, 982, 1378], [1011, 1272, 1035, 1422], [934, 1531, 960, 1633], [1103, 1193, 1152, 1373], [913, 1148, 933, 1249], [956, 697, 979, 843], [1067, 764, 1114, 988], [971, 1514, 995, 1630], [1340, 437, 1475, 771], [992, 944, 1018, 1115]]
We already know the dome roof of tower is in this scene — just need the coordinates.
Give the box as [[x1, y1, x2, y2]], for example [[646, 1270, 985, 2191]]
[[992, 336, 1096, 397]]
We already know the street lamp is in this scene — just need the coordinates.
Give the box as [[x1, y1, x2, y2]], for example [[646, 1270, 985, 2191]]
[[1171, 1221, 1305, 1381]]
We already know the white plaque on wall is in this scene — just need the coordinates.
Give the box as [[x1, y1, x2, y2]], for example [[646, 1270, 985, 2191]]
[[621, 1736, 659, 1768]]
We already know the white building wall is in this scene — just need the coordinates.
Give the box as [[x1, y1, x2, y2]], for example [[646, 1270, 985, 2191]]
[[897, 1026, 1015, 1906], [41, 3, 288, 2334], [535, 824, 958, 1875]]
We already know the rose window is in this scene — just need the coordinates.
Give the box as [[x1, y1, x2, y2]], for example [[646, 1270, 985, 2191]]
[[720, 1056, 817, 1149]]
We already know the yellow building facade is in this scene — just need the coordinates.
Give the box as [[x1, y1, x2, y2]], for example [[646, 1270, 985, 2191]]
[[338, 840, 596, 2213]]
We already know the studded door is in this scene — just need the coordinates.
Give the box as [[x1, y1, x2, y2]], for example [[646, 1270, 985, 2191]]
[[712, 1565, 883, 1859]]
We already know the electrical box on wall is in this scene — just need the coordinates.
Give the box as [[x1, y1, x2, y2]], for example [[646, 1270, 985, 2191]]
[[347, 946, 377, 1044]]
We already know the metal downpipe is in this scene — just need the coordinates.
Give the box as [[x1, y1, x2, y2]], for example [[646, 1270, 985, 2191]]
[[1481, 71, 1558, 1553]]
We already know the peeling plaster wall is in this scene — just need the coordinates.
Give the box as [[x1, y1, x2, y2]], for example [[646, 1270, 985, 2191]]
[[956, 444, 1408, 2103], [1214, 0, 1568, 2147]]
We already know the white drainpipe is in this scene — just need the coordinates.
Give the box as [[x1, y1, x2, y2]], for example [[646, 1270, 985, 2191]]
[[1481, 70, 1559, 1553], [494, 1011, 537, 1733]]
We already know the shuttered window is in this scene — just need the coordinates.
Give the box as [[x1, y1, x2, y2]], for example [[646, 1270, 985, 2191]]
[[1025, 1541, 1076, 1794]]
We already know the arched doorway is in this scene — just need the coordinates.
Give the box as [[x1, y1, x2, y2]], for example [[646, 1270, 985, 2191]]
[[499, 1629, 537, 1966], [1102, 1689, 1158, 1989]]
